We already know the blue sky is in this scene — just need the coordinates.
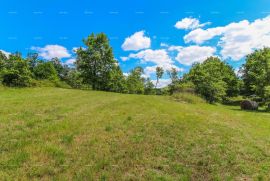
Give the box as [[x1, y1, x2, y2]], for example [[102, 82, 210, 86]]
[[1, 0, 270, 86]]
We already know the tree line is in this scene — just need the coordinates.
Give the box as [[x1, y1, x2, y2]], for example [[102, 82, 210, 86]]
[[0, 33, 269, 107]]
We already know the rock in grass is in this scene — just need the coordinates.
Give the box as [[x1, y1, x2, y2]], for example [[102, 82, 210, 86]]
[[240, 100, 258, 110]]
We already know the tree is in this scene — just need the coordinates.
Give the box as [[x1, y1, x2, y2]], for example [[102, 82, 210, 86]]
[[50, 57, 70, 81], [183, 57, 239, 103], [26, 52, 39, 72], [0, 51, 8, 70], [66, 69, 84, 89], [126, 67, 145, 94], [242, 48, 270, 100], [76, 33, 116, 90], [107, 64, 127, 93], [155, 67, 164, 88], [33, 62, 58, 80], [144, 78, 155, 95], [1, 53, 32, 87], [167, 68, 179, 94]]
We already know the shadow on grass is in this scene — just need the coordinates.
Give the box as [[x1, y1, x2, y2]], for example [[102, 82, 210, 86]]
[[229, 107, 269, 113]]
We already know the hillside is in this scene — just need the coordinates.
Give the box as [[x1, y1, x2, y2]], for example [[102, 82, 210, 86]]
[[0, 87, 269, 180]]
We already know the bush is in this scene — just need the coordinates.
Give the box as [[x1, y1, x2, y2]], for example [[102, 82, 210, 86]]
[[266, 103, 270, 112], [54, 80, 71, 89], [222, 96, 244, 106], [240, 100, 258, 111], [33, 62, 58, 80], [172, 93, 205, 104], [2, 70, 31, 87], [0, 55, 32, 87]]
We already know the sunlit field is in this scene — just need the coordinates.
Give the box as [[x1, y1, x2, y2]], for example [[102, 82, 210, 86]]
[[0, 87, 269, 180]]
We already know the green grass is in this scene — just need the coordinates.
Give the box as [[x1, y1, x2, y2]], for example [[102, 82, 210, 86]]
[[0, 87, 270, 180]]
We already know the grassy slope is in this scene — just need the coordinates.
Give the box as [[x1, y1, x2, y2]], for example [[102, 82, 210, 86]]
[[0, 87, 269, 180]]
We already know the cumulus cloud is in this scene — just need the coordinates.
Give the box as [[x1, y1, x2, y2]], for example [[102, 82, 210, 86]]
[[124, 49, 182, 76], [184, 27, 224, 44], [174, 46, 216, 65], [151, 79, 172, 88], [160, 43, 169, 47], [121, 31, 151, 51], [184, 16, 270, 60], [144, 64, 183, 77], [128, 49, 173, 65], [31, 45, 71, 60], [64, 58, 76, 65], [0, 50, 11, 58], [175, 17, 210, 30], [120, 56, 129, 61]]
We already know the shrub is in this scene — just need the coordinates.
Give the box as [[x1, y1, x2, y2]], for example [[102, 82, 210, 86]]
[[2, 70, 31, 87], [240, 100, 258, 111], [222, 96, 244, 106], [0, 55, 32, 87], [33, 62, 58, 80]]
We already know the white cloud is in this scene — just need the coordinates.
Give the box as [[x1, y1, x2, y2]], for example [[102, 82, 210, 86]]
[[121, 31, 151, 51], [123, 72, 129, 77], [160, 43, 169, 47], [128, 49, 173, 65], [0, 50, 11, 58], [144, 64, 183, 77], [168, 45, 183, 51], [175, 17, 210, 30], [184, 16, 270, 60], [120, 56, 129, 61], [184, 27, 224, 44], [174, 46, 216, 65], [31, 45, 71, 60], [125, 49, 183, 76], [151, 79, 172, 88], [64, 58, 76, 65]]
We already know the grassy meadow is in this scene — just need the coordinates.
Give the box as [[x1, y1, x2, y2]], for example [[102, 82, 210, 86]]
[[0, 87, 270, 180]]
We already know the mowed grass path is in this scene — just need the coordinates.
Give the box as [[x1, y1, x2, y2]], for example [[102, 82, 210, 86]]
[[0, 87, 269, 180]]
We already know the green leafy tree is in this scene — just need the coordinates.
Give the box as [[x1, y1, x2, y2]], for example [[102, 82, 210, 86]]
[[183, 57, 239, 103], [1, 53, 32, 87], [167, 68, 179, 94], [144, 78, 155, 95], [50, 57, 70, 81], [66, 69, 84, 88], [107, 64, 127, 93], [242, 48, 270, 99], [26, 52, 39, 72], [33, 62, 58, 80], [0, 51, 8, 70], [76, 33, 116, 90], [155, 66, 164, 88], [126, 67, 145, 94]]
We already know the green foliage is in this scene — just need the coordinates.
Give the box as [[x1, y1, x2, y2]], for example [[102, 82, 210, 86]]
[[242, 48, 270, 100], [66, 70, 85, 89], [0, 54, 32, 87], [126, 67, 145, 94], [155, 66, 164, 88], [167, 68, 180, 94], [144, 78, 155, 95], [26, 52, 39, 72], [33, 62, 58, 80], [183, 57, 239, 103], [76, 33, 116, 90], [50, 57, 70, 81], [107, 64, 127, 93]]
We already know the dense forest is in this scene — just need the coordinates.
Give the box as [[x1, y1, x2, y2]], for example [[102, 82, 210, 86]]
[[0, 33, 270, 109]]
